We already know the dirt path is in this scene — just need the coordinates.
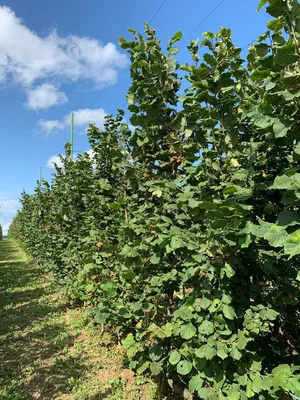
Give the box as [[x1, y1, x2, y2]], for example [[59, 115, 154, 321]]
[[0, 238, 156, 400]]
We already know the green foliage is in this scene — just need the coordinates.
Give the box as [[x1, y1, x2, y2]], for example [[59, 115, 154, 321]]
[[0, 224, 2, 240], [9, 0, 300, 398]]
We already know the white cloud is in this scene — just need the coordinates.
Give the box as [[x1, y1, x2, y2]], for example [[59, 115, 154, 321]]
[[66, 108, 107, 132], [37, 119, 64, 135], [46, 153, 78, 169], [0, 195, 19, 235], [86, 149, 97, 169], [0, 6, 127, 109], [46, 155, 64, 169], [86, 149, 95, 158], [1, 222, 11, 236], [26, 84, 68, 110], [39, 108, 107, 135]]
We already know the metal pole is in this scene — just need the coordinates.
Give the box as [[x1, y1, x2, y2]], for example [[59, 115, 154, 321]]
[[40, 167, 43, 182], [70, 112, 74, 160]]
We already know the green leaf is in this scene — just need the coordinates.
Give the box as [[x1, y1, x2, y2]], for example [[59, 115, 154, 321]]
[[277, 211, 300, 227], [198, 298, 211, 310], [177, 360, 193, 375], [169, 350, 181, 365], [192, 67, 209, 79], [231, 345, 242, 360], [246, 380, 255, 398], [170, 236, 185, 250], [217, 344, 229, 360], [121, 244, 139, 258], [250, 360, 263, 372], [273, 120, 288, 138], [267, 18, 285, 32], [150, 253, 160, 264], [212, 161, 221, 171], [178, 94, 187, 102], [266, 80, 276, 90], [223, 305, 236, 320], [168, 47, 179, 55], [203, 31, 215, 39], [119, 36, 128, 47], [119, 307, 132, 319], [227, 387, 240, 399], [179, 323, 197, 340], [198, 320, 214, 335], [137, 361, 149, 374], [150, 362, 162, 376], [189, 374, 204, 392], [261, 376, 273, 390], [252, 114, 273, 129], [240, 234, 253, 249], [236, 335, 250, 350], [251, 70, 270, 81], [171, 30, 183, 42], [94, 312, 106, 324], [254, 43, 270, 57], [223, 186, 238, 195], [251, 376, 263, 393], [272, 174, 294, 189], [127, 93, 135, 104], [257, 0, 268, 11], [195, 345, 217, 360], [203, 53, 217, 67], [295, 142, 300, 155], [263, 308, 279, 321], [122, 334, 136, 350], [149, 345, 163, 361], [282, 69, 300, 86], [263, 224, 287, 247], [188, 198, 200, 208], [181, 63, 193, 72], [100, 283, 117, 297], [198, 388, 213, 399], [284, 230, 300, 257], [275, 44, 299, 66]]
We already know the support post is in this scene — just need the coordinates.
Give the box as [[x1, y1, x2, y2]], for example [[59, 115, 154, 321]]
[[70, 112, 74, 160]]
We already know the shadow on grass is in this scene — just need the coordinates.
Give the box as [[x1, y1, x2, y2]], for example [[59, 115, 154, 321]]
[[0, 239, 21, 262], [0, 239, 86, 399], [89, 389, 114, 400]]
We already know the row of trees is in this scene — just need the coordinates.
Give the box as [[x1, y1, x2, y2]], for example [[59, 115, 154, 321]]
[[0, 224, 2, 240], [10, 0, 300, 398]]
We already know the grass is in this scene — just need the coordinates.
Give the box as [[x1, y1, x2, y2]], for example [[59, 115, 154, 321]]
[[0, 238, 157, 400]]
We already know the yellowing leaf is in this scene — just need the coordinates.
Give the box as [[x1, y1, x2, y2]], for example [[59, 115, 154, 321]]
[[136, 320, 143, 329], [185, 129, 193, 137], [231, 159, 240, 167], [152, 190, 163, 197]]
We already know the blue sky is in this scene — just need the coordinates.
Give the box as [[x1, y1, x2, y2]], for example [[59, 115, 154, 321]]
[[0, 0, 270, 234]]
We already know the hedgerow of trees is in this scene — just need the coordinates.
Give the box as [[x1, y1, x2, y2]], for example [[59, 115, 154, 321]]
[[9, 0, 300, 398]]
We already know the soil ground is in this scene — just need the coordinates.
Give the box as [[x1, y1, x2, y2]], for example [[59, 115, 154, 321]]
[[0, 238, 157, 400]]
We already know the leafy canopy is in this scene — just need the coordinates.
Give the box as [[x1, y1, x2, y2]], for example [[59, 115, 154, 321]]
[[10, 0, 300, 398]]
